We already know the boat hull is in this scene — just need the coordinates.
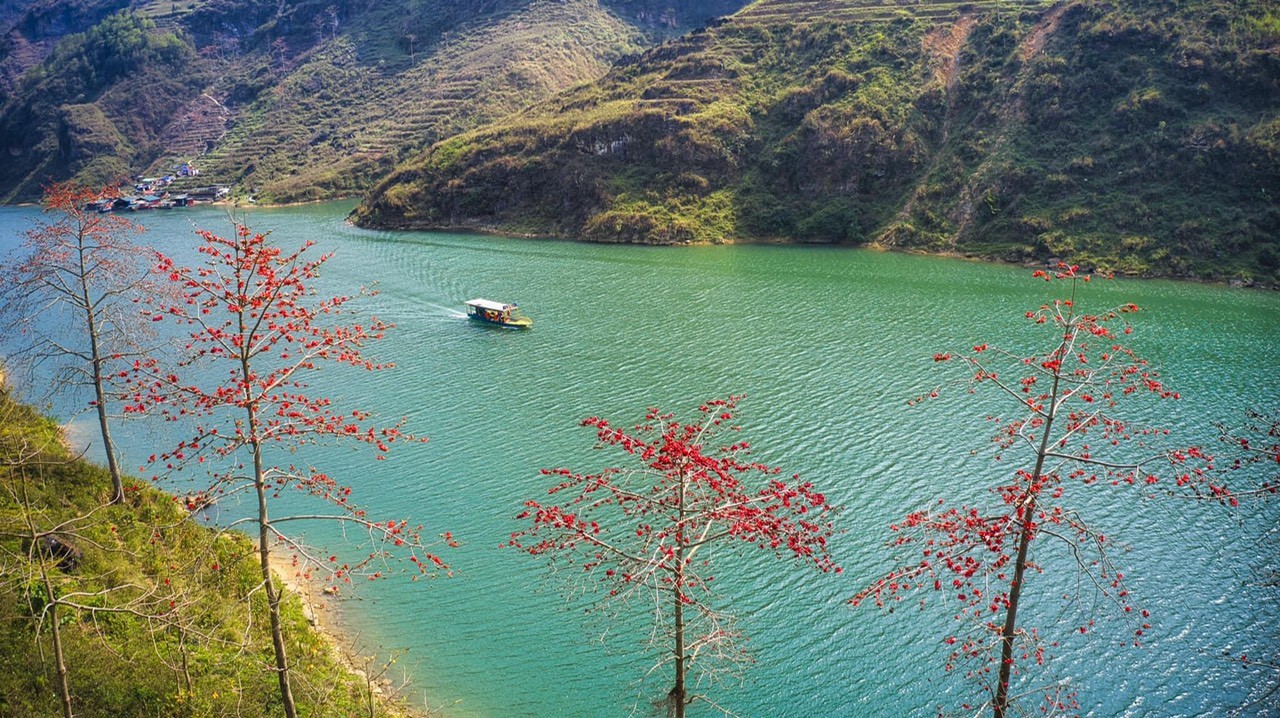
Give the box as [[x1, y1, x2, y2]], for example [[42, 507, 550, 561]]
[[467, 315, 532, 329]]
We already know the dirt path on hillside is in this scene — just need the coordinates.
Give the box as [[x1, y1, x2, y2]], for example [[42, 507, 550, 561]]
[[925, 14, 978, 96], [1020, 2, 1068, 62]]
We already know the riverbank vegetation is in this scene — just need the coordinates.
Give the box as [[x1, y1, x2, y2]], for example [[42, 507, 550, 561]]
[[355, 0, 1280, 284], [0, 389, 413, 717]]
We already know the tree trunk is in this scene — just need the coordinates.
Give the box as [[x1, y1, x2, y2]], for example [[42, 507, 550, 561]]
[[993, 488, 1038, 718], [669, 466, 688, 718], [671, 579, 686, 718], [993, 363, 1064, 718], [23, 477, 74, 718], [90, 335, 124, 504], [77, 238, 124, 504], [254, 436, 297, 718], [176, 622, 194, 716], [242, 346, 297, 718], [44, 572, 74, 718]]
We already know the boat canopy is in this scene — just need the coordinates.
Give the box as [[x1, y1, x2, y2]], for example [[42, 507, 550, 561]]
[[464, 299, 517, 312]]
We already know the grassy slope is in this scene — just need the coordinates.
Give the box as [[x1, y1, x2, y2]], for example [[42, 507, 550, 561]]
[[0, 391, 407, 717], [355, 0, 1280, 282]]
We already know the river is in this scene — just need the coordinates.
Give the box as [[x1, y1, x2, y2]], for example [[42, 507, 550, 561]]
[[1, 201, 1277, 717]]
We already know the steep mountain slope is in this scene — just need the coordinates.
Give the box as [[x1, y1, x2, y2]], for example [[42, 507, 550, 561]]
[[0, 0, 130, 96], [0, 10, 202, 199], [355, 0, 1280, 282], [0, 0, 746, 203]]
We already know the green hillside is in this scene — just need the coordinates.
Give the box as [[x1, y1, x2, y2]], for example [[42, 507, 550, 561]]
[[354, 0, 1280, 282], [0, 390, 409, 717], [0, 0, 745, 203]]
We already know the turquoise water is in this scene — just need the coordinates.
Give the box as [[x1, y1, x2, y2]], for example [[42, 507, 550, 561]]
[[2, 202, 1277, 717]]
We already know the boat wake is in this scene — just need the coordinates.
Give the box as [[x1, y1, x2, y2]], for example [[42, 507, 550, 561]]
[[420, 302, 468, 318]]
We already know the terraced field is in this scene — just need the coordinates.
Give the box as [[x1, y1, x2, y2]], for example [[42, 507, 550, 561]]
[[142, 0, 645, 201], [731, 0, 1051, 25]]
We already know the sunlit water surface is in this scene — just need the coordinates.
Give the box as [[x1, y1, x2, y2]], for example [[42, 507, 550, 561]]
[[1, 202, 1277, 717]]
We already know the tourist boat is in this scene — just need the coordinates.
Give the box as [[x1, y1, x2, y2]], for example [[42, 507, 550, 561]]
[[464, 299, 533, 328]]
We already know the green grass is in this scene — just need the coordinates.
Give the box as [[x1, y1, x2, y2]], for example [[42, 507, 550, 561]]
[[0, 391, 411, 717]]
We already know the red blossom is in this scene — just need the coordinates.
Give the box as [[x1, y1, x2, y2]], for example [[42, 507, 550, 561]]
[[509, 397, 840, 713], [855, 269, 1185, 717], [133, 221, 452, 590]]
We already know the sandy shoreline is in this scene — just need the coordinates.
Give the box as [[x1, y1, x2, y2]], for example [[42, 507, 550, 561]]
[[267, 551, 421, 717]]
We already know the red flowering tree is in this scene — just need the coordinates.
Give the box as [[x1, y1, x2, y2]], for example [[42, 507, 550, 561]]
[[0, 182, 152, 504], [1187, 408, 1279, 505], [509, 397, 839, 718], [127, 222, 449, 718], [1175, 408, 1279, 710], [853, 265, 1182, 718]]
